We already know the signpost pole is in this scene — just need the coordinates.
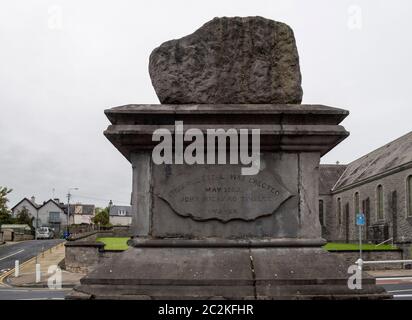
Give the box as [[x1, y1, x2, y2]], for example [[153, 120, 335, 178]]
[[356, 212, 365, 264], [359, 224, 362, 261]]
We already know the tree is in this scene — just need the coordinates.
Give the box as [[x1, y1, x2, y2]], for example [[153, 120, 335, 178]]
[[92, 207, 110, 226], [0, 186, 14, 226], [16, 207, 34, 227]]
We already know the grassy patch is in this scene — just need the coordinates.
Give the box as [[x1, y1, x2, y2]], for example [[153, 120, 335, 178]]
[[96, 237, 129, 251], [323, 242, 398, 251]]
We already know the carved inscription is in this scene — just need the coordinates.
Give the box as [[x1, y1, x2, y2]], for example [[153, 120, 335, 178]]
[[157, 167, 292, 222]]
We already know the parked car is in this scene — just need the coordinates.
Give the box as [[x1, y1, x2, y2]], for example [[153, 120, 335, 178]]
[[36, 227, 55, 239]]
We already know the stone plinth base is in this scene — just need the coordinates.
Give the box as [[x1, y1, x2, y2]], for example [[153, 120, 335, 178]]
[[67, 239, 390, 300]]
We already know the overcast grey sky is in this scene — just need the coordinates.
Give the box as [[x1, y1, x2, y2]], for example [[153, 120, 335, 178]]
[[1, 0, 411, 208]]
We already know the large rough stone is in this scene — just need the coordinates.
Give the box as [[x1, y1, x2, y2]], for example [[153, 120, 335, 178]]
[[149, 16, 303, 104]]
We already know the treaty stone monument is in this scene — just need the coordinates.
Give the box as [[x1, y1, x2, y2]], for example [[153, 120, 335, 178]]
[[69, 16, 389, 299]]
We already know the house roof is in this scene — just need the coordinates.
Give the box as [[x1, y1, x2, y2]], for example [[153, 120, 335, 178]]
[[11, 198, 39, 211], [333, 131, 412, 191], [12, 198, 66, 212], [109, 205, 132, 217], [319, 164, 348, 195], [39, 199, 65, 211]]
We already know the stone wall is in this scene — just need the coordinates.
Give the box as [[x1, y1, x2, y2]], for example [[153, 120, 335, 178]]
[[330, 250, 404, 270], [2, 230, 13, 241], [64, 230, 130, 273], [65, 242, 104, 273], [13, 233, 34, 241], [65, 243, 122, 273]]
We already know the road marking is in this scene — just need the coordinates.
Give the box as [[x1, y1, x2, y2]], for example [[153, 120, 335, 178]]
[[0, 249, 24, 261], [387, 289, 412, 293]]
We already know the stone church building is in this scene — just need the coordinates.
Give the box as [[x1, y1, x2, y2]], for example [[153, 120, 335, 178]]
[[319, 131, 412, 250]]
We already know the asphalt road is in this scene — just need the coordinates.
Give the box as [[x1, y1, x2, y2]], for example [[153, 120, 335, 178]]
[[0, 239, 63, 274], [378, 277, 412, 300]]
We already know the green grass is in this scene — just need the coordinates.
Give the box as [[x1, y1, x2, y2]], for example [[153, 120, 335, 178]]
[[323, 242, 398, 251], [96, 237, 129, 251], [95, 238, 398, 252]]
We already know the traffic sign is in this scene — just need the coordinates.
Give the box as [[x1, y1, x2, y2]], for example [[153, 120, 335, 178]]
[[356, 213, 365, 226]]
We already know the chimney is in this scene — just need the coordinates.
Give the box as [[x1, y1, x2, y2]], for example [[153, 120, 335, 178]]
[[30, 196, 36, 204], [53, 198, 60, 203]]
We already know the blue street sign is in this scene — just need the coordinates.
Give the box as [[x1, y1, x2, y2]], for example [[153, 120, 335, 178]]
[[356, 213, 365, 226]]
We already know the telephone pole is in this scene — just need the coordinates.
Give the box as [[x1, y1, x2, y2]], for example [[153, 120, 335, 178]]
[[66, 187, 79, 236]]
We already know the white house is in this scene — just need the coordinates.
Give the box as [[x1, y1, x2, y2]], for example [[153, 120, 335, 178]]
[[67, 204, 95, 225], [109, 205, 132, 226], [11, 197, 38, 221], [11, 197, 67, 235], [38, 199, 66, 233]]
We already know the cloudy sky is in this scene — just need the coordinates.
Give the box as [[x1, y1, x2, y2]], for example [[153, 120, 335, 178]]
[[1, 0, 411, 208]]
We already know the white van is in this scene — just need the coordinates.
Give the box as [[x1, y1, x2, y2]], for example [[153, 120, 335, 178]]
[[36, 227, 55, 239]]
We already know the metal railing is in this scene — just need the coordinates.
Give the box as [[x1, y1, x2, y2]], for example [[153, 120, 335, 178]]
[[356, 258, 412, 270], [376, 238, 394, 247]]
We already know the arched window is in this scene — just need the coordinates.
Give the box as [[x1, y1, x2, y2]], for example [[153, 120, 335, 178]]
[[319, 199, 325, 227], [337, 198, 342, 225], [407, 176, 412, 218], [354, 192, 360, 216], [376, 185, 384, 220]]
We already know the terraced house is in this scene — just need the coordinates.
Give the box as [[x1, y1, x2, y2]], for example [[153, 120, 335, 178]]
[[319, 131, 412, 255]]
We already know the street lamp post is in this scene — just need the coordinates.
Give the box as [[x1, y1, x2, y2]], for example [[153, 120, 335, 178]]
[[66, 188, 79, 236]]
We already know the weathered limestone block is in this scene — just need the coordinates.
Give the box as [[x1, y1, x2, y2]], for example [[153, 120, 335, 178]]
[[149, 16, 303, 104]]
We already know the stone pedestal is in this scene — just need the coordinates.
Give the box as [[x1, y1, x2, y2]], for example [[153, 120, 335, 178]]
[[68, 104, 390, 299]]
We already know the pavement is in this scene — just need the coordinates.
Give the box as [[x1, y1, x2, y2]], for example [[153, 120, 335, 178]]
[[0, 240, 84, 300], [364, 270, 412, 300]]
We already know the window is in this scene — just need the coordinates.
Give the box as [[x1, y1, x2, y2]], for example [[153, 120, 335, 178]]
[[376, 185, 384, 220], [337, 198, 342, 225], [319, 199, 325, 227], [118, 209, 126, 216], [407, 176, 412, 217], [354, 192, 360, 216], [49, 212, 60, 223]]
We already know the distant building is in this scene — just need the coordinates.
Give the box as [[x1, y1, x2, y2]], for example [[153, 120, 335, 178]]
[[66, 204, 95, 225], [319, 131, 412, 249], [109, 205, 132, 226], [11, 197, 66, 234], [318, 164, 347, 240], [11, 197, 96, 235]]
